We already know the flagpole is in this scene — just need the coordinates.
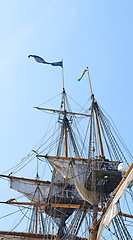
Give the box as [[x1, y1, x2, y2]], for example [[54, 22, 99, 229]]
[[87, 67, 93, 96], [62, 59, 64, 90], [61, 59, 66, 110]]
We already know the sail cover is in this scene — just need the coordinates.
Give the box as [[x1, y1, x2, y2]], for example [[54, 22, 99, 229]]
[[96, 165, 133, 240], [47, 157, 94, 204]]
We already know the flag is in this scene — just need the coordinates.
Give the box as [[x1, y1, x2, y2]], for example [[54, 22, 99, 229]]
[[21, 150, 32, 160], [32, 150, 38, 155], [28, 55, 63, 68], [77, 69, 88, 81]]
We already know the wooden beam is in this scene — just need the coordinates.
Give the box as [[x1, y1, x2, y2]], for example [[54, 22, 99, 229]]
[[94, 108, 104, 158], [42, 155, 88, 162], [7, 201, 81, 209], [34, 107, 91, 117], [9, 176, 51, 184], [0, 231, 54, 239], [118, 212, 133, 219], [0, 231, 87, 240]]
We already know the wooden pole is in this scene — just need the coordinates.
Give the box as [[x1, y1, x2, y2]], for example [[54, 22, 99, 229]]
[[91, 204, 98, 240], [34, 107, 91, 117], [87, 68, 93, 96], [62, 60, 64, 90], [94, 109, 104, 157], [64, 110, 68, 157], [91, 169, 98, 240], [6, 201, 81, 208], [35, 206, 38, 233]]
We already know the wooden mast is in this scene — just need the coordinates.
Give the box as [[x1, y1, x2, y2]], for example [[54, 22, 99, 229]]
[[92, 96, 104, 158], [87, 69, 104, 158], [57, 62, 68, 239], [35, 206, 38, 233], [63, 89, 68, 158], [61, 62, 68, 158], [62, 62, 68, 159], [35, 157, 38, 234], [87, 70, 103, 240]]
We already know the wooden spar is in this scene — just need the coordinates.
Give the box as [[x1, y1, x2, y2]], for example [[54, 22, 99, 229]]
[[44, 155, 88, 162], [42, 155, 119, 163], [87, 68, 93, 96], [62, 88, 68, 182], [91, 94, 104, 158], [0, 231, 50, 239], [34, 107, 91, 117], [88, 92, 100, 240], [35, 206, 38, 234], [64, 109, 68, 157], [1, 175, 51, 184], [94, 109, 104, 158], [62, 61, 64, 90], [6, 201, 81, 208], [88, 236, 91, 240], [87, 70, 104, 158], [91, 204, 98, 240], [118, 212, 133, 219], [88, 89, 104, 239], [0, 231, 87, 239], [65, 126, 68, 157], [90, 168, 98, 240], [4, 199, 99, 211]]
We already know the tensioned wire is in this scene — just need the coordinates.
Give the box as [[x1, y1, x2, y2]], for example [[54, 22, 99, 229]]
[[10, 93, 92, 175], [37, 92, 61, 107], [97, 104, 130, 166], [99, 103, 133, 163], [124, 192, 132, 215], [70, 116, 91, 158], [0, 94, 63, 176], [65, 95, 92, 154], [0, 94, 61, 175], [65, 94, 91, 158], [0, 120, 60, 175]]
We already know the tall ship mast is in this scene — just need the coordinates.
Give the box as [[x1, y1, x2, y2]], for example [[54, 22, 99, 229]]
[[0, 56, 133, 240]]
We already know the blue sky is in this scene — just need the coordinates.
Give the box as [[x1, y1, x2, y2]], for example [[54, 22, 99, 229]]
[[0, 0, 133, 233]]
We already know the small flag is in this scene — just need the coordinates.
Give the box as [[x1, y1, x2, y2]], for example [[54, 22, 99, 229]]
[[77, 69, 88, 81], [28, 55, 63, 68], [21, 150, 32, 160], [32, 150, 38, 155]]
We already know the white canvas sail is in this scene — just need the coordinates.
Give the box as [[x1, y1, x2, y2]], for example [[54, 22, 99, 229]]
[[10, 177, 58, 202], [48, 157, 94, 204]]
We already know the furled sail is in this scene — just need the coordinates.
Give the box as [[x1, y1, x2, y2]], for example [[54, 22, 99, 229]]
[[47, 157, 94, 204]]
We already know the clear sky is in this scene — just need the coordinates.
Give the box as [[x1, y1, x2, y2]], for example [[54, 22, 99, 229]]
[[0, 0, 133, 233]]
